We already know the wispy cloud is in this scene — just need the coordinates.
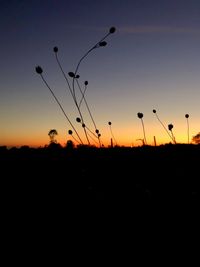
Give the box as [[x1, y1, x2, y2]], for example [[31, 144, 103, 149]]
[[65, 25, 109, 32], [119, 26, 200, 34]]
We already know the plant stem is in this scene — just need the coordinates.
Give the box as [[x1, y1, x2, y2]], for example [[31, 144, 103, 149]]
[[141, 118, 147, 145], [40, 73, 83, 144]]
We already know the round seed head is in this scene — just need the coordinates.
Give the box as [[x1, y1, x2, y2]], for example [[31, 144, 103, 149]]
[[35, 66, 43, 74], [137, 112, 143, 119], [99, 41, 107, 47], [68, 72, 75, 78], [76, 117, 81, 123], [168, 124, 173, 131], [53, 46, 58, 53], [109, 27, 116, 34], [68, 130, 73, 135]]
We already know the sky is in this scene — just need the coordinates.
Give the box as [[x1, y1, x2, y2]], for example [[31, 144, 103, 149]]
[[1, 0, 200, 147]]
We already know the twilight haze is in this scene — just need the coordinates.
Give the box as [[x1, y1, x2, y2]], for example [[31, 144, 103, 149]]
[[1, 0, 200, 147]]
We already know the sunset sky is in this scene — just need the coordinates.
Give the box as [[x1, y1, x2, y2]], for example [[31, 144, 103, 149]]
[[1, 0, 200, 147]]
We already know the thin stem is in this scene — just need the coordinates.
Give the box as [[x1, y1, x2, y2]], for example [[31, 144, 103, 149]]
[[141, 118, 147, 145], [186, 118, 189, 144], [54, 54, 90, 145], [55, 53, 76, 102], [76, 79, 97, 129], [74, 32, 110, 79], [86, 131, 99, 146], [70, 134, 81, 145], [76, 79, 102, 147], [79, 84, 87, 108], [72, 30, 111, 101], [170, 130, 176, 144], [109, 125, 118, 146], [40, 73, 83, 144], [155, 113, 174, 143]]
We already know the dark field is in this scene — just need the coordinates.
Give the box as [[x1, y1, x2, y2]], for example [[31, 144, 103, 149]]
[[1, 143, 199, 249], [1, 144, 199, 208]]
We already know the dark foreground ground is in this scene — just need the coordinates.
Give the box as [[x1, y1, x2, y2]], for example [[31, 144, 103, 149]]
[[1, 144, 199, 207], [1, 144, 199, 255]]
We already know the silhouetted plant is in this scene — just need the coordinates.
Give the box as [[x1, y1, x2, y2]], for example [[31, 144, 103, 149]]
[[70, 27, 116, 144], [137, 113, 147, 145], [108, 121, 118, 146], [152, 109, 173, 143], [73, 26, 116, 82], [168, 124, 176, 144], [53, 26, 116, 146], [48, 129, 58, 143], [35, 66, 83, 144], [185, 114, 190, 144]]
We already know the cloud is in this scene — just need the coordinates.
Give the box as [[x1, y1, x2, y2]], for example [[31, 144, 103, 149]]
[[119, 26, 200, 34]]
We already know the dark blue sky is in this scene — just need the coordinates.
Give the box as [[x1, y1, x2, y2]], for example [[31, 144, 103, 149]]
[[1, 0, 200, 147]]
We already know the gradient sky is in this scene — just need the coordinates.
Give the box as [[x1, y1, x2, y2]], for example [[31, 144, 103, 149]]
[[1, 0, 200, 147]]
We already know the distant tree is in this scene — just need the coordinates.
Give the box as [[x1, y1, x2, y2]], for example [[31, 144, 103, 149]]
[[48, 129, 58, 143], [192, 132, 200, 144]]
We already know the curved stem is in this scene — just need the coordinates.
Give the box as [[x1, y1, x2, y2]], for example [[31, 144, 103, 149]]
[[40, 74, 83, 144], [72, 31, 111, 101]]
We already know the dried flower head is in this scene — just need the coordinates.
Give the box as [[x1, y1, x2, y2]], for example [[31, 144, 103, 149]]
[[153, 109, 156, 113], [95, 129, 99, 134], [109, 27, 116, 34], [84, 81, 88, 86], [76, 117, 81, 123], [108, 121, 112, 125], [137, 112, 143, 119], [53, 47, 58, 53], [68, 130, 73, 135], [68, 72, 75, 78], [99, 41, 107, 47], [35, 66, 43, 74], [168, 124, 173, 131], [185, 114, 189, 118]]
